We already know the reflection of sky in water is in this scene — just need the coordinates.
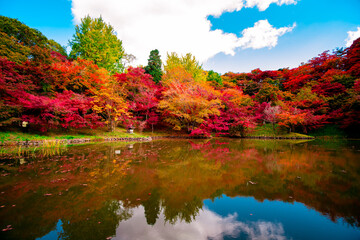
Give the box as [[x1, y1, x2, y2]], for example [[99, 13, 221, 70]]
[[205, 196, 360, 240], [37, 220, 64, 240], [34, 195, 360, 240], [115, 206, 286, 240], [113, 196, 360, 240]]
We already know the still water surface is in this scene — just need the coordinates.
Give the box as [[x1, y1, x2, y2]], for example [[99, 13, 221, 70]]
[[0, 139, 360, 240]]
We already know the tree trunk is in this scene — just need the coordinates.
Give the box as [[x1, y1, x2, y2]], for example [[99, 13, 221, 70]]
[[109, 119, 116, 132]]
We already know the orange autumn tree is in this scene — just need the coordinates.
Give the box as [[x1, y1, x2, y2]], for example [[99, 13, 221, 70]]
[[90, 70, 128, 132], [52, 58, 107, 93], [52, 59, 128, 131], [276, 105, 306, 133], [159, 65, 222, 132]]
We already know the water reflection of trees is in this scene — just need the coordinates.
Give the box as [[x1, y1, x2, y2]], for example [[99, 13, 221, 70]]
[[143, 189, 160, 225], [163, 196, 202, 224], [0, 139, 360, 239], [59, 201, 132, 240]]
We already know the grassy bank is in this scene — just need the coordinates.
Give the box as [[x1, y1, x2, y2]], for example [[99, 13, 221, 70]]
[[0, 127, 150, 144], [1, 123, 332, 144], [247, 124, 314, 139], [307, 125, 348, 139]]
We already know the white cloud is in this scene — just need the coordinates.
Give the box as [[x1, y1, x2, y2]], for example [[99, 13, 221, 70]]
[[239, 20, 296, 49], [114, 205, 287, 240], [245, 0, 298, 11], [345, 27, 360, 47], [71, 0, 296, 66]]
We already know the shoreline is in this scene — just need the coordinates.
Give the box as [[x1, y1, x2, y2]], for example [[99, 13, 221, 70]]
[[0, 135, 318, 146], [0, 137, 152, 146]]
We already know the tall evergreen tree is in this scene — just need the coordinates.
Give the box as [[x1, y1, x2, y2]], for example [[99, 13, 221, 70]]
[[145, 49, 162, 84]]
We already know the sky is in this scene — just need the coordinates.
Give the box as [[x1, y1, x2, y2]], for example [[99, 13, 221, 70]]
[[0, 0, 359, 73]]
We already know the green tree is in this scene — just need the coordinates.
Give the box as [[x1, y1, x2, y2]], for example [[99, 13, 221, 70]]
[[207, 70, 223, 86], [255, 80, 281, 103], [0, 32, 30, 63], [69, 15, 124, 74], [0, 16, 67, 61], [145, 49, 162, 84]]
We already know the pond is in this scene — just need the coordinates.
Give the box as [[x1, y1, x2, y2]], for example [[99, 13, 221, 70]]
[[0, 139, 360, 240]]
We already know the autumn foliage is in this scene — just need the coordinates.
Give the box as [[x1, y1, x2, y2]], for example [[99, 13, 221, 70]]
[[0, 16, 359, 136]]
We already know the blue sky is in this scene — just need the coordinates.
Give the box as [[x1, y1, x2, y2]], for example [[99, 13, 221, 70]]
[[1, 0, 359, 73]]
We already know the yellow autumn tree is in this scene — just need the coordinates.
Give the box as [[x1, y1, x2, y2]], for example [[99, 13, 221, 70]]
[[90, 69, 129, 131], [159, 66, 222, 132], [164, 52, 207, 83]]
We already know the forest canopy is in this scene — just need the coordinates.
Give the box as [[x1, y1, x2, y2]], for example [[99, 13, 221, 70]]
[[0, 15, 359, 137]]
